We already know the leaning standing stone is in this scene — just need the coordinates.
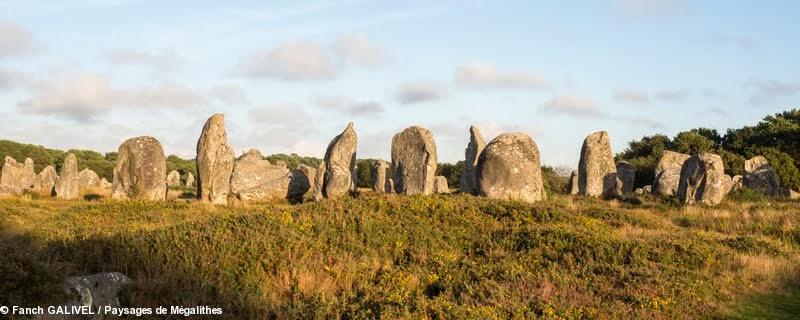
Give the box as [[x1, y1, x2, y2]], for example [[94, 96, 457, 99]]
[[616, 161, 636, 195], [112, 136, 167, 201], [434, 176, 450, 194], [460, 125, 485, 194], [677, 152, 731, 205], [578, 131, 617, 198], [0, 156, 35, 189], [196, 113, 235, 204], [653, 150, 691, 197], [33, 165, 58, 195], [370, 160, 391, 193], [391, 126, 438, 195], [476, 132, 544, 203], [322, 123, 357, 198], [55, 153, 79, 199]]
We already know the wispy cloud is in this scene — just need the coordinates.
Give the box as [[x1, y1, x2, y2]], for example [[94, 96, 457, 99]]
[[612, 88, 690, 104], [613, 0, 686, 16], [105, 48, 181, 70], [0, 19, 38, 58], [613, 89, 650, 104], [689, 34, 754, 49], [315, 95, 384, 117], [540, 95, 604, 117], [332, 33, 384, 67], [454, 62, 548, 89], [395, 81, 449, 104], [744, 78, 800, 105], [0, 67, 28, 90], [238, 41, 336, 81], [210, 85, 250, 105]]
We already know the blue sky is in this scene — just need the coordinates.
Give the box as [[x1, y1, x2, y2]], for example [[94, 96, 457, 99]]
[[0, 0, 798, 168]]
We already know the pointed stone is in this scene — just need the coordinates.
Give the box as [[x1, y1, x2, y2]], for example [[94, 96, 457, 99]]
[[55, 153, 79, 199], [578, 131, 617, 198], [391, 126, 438, 195], [112, 136, 167, 201], [33, 165, 58, 195], [322, 122, 357, 198], [460, 125, 485, 194], [196, 113, 235, 204]]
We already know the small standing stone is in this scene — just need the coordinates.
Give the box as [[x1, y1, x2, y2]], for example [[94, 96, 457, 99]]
[[460, 125, 485, 194], [434, 176, 450, 194], [313, 161, 326, 201], [616, 161, 636, 195], [78, 169, 101, 189], [653, 150, 691, 197], [577, 131, 617, 198], [111, 136, 167, 201], [370, 160, 391, 193], [230, 149, 292, 201], [33, 165, 58, 195], [185, 172, 195, 188], [0, 156, 35, 189], [677, 152, 732, 205], [55, 153, 79, 199], [568, 170, 579, 195], [391, 126, 438, 195], [196, 113, 235, 205], [166, 170, 181, 187]]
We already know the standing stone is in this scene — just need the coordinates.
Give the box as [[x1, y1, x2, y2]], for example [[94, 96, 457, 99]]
[[643, 185, 652, 194], [313, 161, 326, 201], [743, 156, 783, 196], [653, 150, 691, 197], [55, 153, 79, 199], [567, 170, 579, 195], [99, 178, 112, 189], [460, 126, 485, 194], [230, 149, 292, 201], [370, 160, 391, 193], [78, 169, 101, 189], [391, 126, 438, 195], [616, 161, 636, 195], [288, 165, 315, 200], [166, 170, 181, 187], [476, 132, 544, 203], [1, 156, 35, 189], [677, 152, 732, 205], [434, 176, 450, 194], [196, 113, 235, 204], [296, 164, 317, 198], [634, 188, 644, 195], [112, 136, 167, 201], [578, 131, 617, 198], [33, 165, 58, 195], [322, 123, 357, 199], [730, 175, 743, 192], [185, 172, 195, 188]]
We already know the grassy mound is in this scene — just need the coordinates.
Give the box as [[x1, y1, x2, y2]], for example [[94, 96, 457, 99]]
[[0, 194, 798, 319]]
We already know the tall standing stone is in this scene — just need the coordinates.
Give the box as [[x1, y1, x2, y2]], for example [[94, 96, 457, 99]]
[[370, 160, 391, 193], [476, 133, 544, 203], [33, 165, 58, 195], [112, 136, 167, 201], [578, 131, 617, 198], [391, 126, 438, 195], [196, 113, 235, 204], [677, 152, 732, 205], [322, 123, 357, 198], [78, 169, 101, 189], [230, 149, 292, 201], [1, 156, 35, 189], [653, 150, 691, 197], [616, 161, 636, 195], [434, 176, 450, 194], [166, 170, 181, 187], [567, 170, 579, 195], [55, 153, 79, 199], [460, 126, 485, 194], [185, 172, 195, 188], [743, 156, 782, 196]]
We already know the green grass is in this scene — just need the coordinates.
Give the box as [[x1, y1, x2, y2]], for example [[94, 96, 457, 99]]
[[0, 193, 798, 319]]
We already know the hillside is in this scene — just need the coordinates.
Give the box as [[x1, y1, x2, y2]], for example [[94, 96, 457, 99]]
[[1, 193, 798, 319]]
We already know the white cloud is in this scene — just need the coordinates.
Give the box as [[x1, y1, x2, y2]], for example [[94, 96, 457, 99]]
[[315, 95, 384, 117], [248, 104, 323, 150], [614, 0, 685, 16], [17, 73, 205, 122], [613, 89, 650, 104], [454, 63, 548, 89], [0, 67, 27, 90], [540, 95, 603, 117], [0, 19, 37, 58], [745, 78, 799, 105], [332, 33, 384, 67], [238, 41, 336, 81], [210, 85, 250, 105], [653, 89, 690, 102], [395, 81, 448, 104], [105, 48, 180, 70]]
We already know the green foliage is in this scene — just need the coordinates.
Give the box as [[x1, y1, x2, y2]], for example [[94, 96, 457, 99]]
[[264, 153, 321, 170], [751, 147, 800, 190], [436, 161, 463, 189], [672, 130, 716, 155], [355, 159, 374, 188], [541, 165, 568, 194]]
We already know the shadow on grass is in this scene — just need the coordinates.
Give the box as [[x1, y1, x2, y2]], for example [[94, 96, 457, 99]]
[[725, 285, 800, 320]]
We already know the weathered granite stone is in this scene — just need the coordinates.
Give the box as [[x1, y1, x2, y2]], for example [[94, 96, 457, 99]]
[[616, 161, 636, 195], [653, 150, 691, 197], [33, 165, 58, 195], [370, 160, 391, 193], [643, 185, 652, 194], [743, 156, 783, 196], [55, 153, 79, 199], [185, 172, 195, 188], [460, 125, 485, 194], [578, 131, 617, 198], [322, 123, 357, 198], [37, 272, 131, 320], [434, 176, 450, 194], [230, 149, 292, 201], [99, 178, 112, 189], [634, 188, 644, 195], [730, 175, 743, 192], [1, 156, 35, 189], [391, 126, 438, 195], [78, 168, 100, 189], [296, 164, 317, 198], [476, 132, 544, 203], [166, 170, 181, 187], [196, 113, 235, 205], [568, 170, 579, 195], [677, 152, 732, 205], [112, 136, 167, 201], [313, 161, 326, 201]]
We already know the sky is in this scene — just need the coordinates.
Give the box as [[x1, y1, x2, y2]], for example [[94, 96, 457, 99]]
[[0, 0, 798, 168]]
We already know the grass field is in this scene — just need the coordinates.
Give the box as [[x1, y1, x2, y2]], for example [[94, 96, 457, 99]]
[[0, 191, 798, 319]]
